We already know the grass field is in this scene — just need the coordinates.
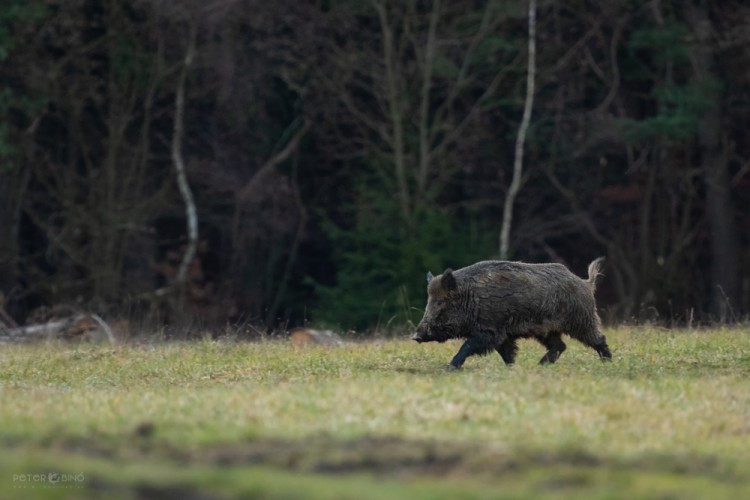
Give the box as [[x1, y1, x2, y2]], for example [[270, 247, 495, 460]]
[[1, 326, 750, 499]]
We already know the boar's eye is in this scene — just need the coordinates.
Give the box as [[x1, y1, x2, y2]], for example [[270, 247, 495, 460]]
[[433, 299, 449, 312]]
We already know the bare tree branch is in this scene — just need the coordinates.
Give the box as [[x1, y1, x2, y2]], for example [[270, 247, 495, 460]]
[[0, 292, 18, 329], [416, 0, 441, 199], [499, 0, 536, 259], [236, 118, 312, 203], [172, 22, 198, 286]]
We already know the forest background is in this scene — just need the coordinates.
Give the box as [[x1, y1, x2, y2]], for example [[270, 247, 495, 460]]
[[0, 0, 748, 333]]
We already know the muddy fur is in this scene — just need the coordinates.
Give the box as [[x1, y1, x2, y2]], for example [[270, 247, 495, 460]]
[[413, 258, 611, 368]]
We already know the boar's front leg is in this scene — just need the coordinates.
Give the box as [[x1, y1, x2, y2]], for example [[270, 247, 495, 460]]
[[450, 338, 488, 368], [449, 333, 501, 369]]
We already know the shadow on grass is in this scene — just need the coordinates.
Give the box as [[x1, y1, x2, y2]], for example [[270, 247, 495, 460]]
[[2, 433, 747, 500], [18, 432, 736, 481]]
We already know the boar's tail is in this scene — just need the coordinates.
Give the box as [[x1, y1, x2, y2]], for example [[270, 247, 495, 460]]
[[587, 257, 605, 291]]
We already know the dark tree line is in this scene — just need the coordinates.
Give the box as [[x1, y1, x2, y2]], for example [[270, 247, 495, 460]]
[[0, 0, 748, 332]]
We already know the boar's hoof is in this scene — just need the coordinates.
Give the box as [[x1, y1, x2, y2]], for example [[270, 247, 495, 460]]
[[446, 363, 462, 371]]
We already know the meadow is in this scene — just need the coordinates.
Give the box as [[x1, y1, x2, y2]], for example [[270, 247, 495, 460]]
[[1, 326, 749, 499]]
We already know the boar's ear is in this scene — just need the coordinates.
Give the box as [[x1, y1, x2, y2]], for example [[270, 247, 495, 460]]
[[441, 268, 457, 291], [426, 271, 434, 284]]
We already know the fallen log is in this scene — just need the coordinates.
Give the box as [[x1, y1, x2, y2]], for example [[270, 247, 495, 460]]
[[0, 314, 115, 344]]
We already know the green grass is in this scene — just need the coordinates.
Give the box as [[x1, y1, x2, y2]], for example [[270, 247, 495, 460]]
[[1, 327, 750, 498]]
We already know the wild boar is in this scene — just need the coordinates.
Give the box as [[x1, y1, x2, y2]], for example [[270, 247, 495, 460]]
[[412, 258, 611, 368]]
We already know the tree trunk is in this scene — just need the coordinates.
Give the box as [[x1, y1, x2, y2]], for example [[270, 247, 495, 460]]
[[686, 2, 739, 321], [373, 0, 411, 225]]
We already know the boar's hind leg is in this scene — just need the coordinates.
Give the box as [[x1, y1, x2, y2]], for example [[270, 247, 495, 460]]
[[496, 339, 518, 365], [592, 335, 612, 361], [450, 337, 494, 369], [537, 333, 566, 365], [577, 330, 612, 361]]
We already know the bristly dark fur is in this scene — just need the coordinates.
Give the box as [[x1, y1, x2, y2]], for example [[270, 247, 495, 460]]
[[413, 258, 612, 368]]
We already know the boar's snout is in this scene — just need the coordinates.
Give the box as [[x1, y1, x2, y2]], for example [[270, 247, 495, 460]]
[[412, 322, 429, 342]]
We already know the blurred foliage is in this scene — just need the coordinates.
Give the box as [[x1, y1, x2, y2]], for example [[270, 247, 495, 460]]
[[627, 19, 689, 67], [0, 88, 13, 162], [314, 175, 494, 331], [621, 18, 719, 142], [0, 1, 48, 165], [0, 0, 747, 329], [622, 80, 720, 142]]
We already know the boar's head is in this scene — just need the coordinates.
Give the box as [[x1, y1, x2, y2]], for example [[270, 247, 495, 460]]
[[412, 268, 465, 343]]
